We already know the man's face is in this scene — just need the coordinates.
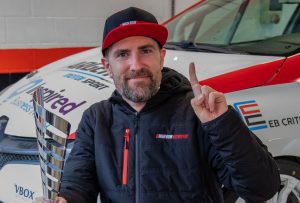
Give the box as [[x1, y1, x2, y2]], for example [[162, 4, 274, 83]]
[[102, 36, 166, 103]]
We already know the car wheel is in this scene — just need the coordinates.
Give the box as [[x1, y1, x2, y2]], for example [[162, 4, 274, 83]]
[[223, 159, 300, 203]]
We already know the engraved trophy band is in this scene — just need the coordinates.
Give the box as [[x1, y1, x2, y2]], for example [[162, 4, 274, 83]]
[[33, 87, 71, 202]]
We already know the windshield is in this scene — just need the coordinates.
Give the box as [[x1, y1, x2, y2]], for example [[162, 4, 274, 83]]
[[165, 0, 300, 56]]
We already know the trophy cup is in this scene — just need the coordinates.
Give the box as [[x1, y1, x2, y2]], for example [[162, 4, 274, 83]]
[[33, 87, 71, 202]]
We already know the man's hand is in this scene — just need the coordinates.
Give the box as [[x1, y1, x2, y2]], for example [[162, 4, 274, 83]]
[[189, 62, 228, 123], [33, 197, 67, 203], [55, 197, 67, 203]]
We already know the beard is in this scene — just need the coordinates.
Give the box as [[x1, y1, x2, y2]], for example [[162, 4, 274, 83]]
[[113, 68, 161, 103]]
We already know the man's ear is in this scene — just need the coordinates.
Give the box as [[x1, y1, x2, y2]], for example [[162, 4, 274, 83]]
[[101, 57, 112, 78]]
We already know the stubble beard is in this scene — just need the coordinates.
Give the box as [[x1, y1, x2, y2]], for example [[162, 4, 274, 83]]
[[113, 68, 161, 103]]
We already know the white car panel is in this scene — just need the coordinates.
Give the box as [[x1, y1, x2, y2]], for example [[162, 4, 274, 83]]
[[0, 48, 283, 138]]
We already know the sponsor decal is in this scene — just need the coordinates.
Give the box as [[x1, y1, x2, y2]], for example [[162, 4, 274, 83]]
[[5, 79, 87, 116], [155, 134, 189, 139], [233, 100, 268, 131], [81, 78, 109, 90], [63, 61, 111, 90], [63, 73, 109, 91], [6, 79, 44, 100], [66, 61, 112, 84], [234, 100, 300, 131], [15, 184, 35, 200], [268, 116, 300, 128], [10, 97, 34, 115], [63, 73, 85, 81]]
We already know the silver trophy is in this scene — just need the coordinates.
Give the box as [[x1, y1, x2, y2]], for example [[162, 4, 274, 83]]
[[33, 87, 71, 202]]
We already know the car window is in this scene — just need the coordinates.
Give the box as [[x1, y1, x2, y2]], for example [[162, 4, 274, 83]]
[[194, 0, 244, 44], [165, 0, 300, 56], [232, 1, 298, 43]]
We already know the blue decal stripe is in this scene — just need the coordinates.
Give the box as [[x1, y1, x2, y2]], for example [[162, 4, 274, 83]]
[[233, 100, 257, 106], [63, 70, 112, 84], [249, 125, 268, 131]]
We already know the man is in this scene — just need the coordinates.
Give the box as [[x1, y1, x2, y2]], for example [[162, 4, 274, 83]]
[[56, 7, 280, 203]]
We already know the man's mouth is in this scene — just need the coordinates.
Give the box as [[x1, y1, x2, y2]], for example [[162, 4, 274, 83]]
[[127, 76, 150, 83], [129, 75, 149, 79], [126, 69, 152, 81]]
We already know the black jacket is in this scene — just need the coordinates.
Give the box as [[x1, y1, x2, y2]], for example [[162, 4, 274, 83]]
[[60, 68, 280, 203]]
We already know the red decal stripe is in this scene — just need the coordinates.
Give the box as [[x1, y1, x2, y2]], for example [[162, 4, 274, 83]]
[[200, 59, 284, 93], [268, 53, 300, 85], [240, 104, 260, 115]]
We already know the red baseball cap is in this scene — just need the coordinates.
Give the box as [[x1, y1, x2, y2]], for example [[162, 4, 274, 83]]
[[102, 7, 168, 55]]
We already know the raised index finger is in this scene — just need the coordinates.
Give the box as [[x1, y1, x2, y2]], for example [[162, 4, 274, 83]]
[[189, 62, 202, 96]]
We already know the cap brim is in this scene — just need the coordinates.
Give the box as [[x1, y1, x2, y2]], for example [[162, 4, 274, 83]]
[[102, 23, 168, 53]]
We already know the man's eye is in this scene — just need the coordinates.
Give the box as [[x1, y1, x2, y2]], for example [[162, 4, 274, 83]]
[[142, 49, 152, 54], [117, 52, 128, 58]]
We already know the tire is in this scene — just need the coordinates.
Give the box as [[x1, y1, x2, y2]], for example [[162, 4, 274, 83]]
[[277, 159, 300, 180], [223, 158, 300, 203], [276, 159, 300, 203]]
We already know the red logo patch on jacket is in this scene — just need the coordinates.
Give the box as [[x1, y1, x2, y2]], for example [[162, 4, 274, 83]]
[[155, 134, 189, 139]]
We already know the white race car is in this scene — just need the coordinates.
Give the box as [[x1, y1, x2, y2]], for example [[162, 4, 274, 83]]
[[0, 0, 300, 202]]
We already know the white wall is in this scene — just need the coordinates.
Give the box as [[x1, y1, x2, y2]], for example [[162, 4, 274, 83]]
[[0, 0, 199, 49]]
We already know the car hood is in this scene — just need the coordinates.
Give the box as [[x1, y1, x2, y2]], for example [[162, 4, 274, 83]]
[[0, 47, 283, 138], [165, 49, 283, 80]]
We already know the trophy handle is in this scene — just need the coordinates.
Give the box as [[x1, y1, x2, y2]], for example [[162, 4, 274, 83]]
[[33, 87, 71, 201]]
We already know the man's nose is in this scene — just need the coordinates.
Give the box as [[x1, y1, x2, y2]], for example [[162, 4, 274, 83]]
[[129, 53, 143, 71]]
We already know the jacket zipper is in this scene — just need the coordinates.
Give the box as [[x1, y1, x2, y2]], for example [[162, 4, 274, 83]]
[[122, 128, 130, 185], [134, 113, 140, 203]]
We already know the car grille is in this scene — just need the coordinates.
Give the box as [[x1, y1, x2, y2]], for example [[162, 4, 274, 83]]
[[0, 152, 39, 170]]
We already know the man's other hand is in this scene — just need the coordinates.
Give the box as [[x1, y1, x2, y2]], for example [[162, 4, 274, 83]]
[[189, 62, 228, 123]]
